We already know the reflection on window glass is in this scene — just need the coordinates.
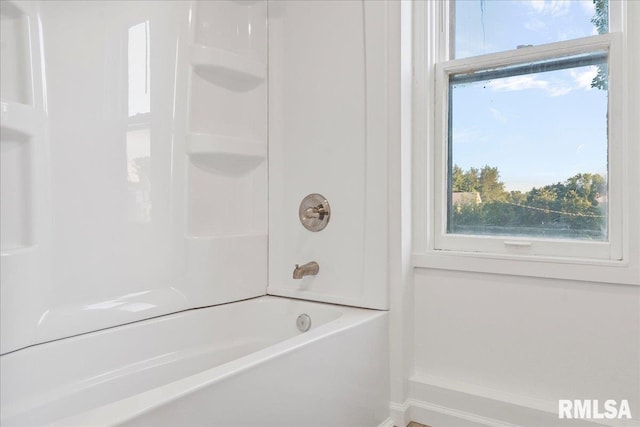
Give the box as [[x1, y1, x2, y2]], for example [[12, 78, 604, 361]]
[[454, 0, 609, 59], [128, 21, 150, 116], [126, 128, 151, 223], [448, 55, 608, 241], [127, 21, 151, 223]]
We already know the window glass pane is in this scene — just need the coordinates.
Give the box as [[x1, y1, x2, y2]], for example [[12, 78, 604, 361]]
[[448, 55, 608, 241], [454, 0, 609, 59]]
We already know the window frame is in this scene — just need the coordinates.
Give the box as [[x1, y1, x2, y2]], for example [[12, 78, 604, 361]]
[[411, 0, 639, 285]]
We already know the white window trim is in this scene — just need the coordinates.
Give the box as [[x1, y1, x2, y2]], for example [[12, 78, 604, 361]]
[[412, 0, 639, 285], [435, 35, 618, 261]]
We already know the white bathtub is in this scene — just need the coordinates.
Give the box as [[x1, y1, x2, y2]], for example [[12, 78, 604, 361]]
[[0, 296, 389, 426]]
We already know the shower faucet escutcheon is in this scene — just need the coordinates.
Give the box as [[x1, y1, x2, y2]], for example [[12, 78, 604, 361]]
[[299, 194, 330, 232], [292, 261, 319, 279]]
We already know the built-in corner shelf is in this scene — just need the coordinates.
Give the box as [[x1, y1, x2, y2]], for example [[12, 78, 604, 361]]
[[0, 245, 37, 259], [1, 101, 42, 255], [1, 0, 36, 16], [191, 44, 266, 92], [187, 132, 266, 174]]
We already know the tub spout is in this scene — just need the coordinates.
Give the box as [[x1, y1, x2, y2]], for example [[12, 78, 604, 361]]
[[292, 261, 319, 279]]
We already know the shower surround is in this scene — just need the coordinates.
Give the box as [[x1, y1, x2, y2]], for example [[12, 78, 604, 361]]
[[0, 1, 393, 425]]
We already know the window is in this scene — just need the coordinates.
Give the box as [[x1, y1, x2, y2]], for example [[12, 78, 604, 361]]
[[412, 0, 639, 284]]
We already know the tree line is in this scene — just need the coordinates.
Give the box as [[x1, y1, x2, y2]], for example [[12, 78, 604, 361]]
[[450, 165, 606, 238]]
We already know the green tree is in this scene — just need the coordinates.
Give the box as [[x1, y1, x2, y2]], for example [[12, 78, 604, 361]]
[[591, 0, 608, 34], [479, 165, 506, 202], [452, 165, 467, 192], [591, 0, 608, 90], [450, 165, 606, 237]]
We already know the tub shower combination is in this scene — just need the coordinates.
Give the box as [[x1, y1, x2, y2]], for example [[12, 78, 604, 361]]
[[1, 297, 388, 426], [0, 0, 391, 425]]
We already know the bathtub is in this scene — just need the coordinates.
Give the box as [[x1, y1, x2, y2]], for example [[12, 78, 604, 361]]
[[0, 296, 389, 426]]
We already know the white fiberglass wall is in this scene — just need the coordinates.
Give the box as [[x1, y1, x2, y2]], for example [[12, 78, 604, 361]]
[[268, 0, 390, 309], [0, 0, 268, 354]]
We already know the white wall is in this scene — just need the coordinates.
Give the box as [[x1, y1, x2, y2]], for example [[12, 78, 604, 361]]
[[410, 270, 639, 426], [390, 1, 640, 426]]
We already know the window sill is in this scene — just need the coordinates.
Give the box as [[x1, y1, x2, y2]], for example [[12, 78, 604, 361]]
[[412, 250, 639, 285]]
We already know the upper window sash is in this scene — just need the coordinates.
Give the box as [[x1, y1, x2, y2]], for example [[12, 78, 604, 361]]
[[444, 0, 622, 61]]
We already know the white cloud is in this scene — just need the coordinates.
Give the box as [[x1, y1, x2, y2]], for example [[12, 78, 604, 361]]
[[524, 18, 547, 33], [578, 0, 596, 15], [525, 1, 595, 42], [569, 66, 598, 90], [528, 0, 545, 13], [547, 86, 573, 97], [489, 107, 508, 123], [487, 67, 597, 97], [487, 75, 549, 92], [528, 0, 571, 17]]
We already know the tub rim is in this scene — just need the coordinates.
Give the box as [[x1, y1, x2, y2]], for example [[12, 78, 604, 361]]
[[2, 296, 387, 426]]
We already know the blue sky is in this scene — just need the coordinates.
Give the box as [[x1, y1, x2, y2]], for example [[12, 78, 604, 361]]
[[452, 0, 607, 192]]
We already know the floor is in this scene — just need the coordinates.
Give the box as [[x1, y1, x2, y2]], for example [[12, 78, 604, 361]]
[[407, 423, 431, 427]]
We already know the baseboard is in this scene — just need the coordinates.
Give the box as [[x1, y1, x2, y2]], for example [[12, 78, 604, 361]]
[[407, 398, 519, 427], [400, 376, 640, 427], [377, 417, 395, 427], [390, 400, 410, 427], [390, 398, 503, 427]]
